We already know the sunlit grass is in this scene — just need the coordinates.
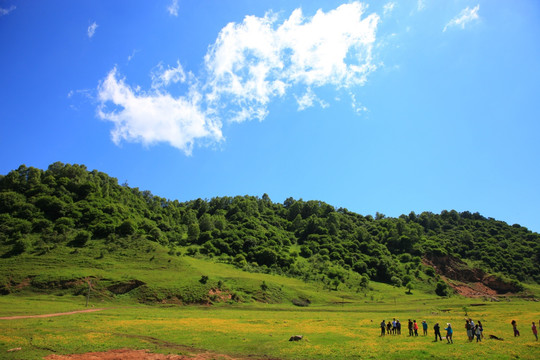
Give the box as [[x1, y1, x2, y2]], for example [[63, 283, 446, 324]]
[[1, 246, 539, 359], [1, 295, 538, 359]]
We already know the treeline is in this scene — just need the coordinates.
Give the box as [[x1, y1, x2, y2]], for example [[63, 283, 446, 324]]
[[0, 163, 539, 290]]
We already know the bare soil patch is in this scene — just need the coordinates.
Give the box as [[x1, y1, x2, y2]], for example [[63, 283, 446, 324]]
[[449, 281, 497, 297], [44, 348, 236, 360]]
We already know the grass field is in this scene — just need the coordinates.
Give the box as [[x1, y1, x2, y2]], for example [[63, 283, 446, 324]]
[[1, 291, 539, 359], [1, 245, 539, 359]]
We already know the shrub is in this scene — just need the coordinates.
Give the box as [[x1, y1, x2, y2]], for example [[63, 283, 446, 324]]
[[425, 267, 436, 277], [435, 281, 450, 296], [391, 276, 402, 287], [72, 230, 91, 247]]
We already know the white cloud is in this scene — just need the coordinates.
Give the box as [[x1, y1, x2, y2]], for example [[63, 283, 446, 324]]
[[167, 0, 179, 17], [97, 2, 379, 154], [417, 0, 426, 11], [383, 2, 396, 16], [87, 22, 98, 38], [0, 5, 15, 16], [97, 68, 222, 155], [444, 5, 480, 32], [204, 2, 379, 123]]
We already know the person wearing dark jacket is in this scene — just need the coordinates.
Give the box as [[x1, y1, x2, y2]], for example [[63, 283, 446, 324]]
[[434, 323, 442, 342]]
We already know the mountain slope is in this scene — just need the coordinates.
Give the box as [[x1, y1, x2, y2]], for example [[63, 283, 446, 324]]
[[0, 163, 538, 302]]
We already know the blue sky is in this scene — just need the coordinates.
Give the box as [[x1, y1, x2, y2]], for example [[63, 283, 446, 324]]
[[1, 0, 539, 232]]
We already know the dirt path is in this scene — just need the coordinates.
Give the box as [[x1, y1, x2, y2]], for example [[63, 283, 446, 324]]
[[0, 308, 104, 320]]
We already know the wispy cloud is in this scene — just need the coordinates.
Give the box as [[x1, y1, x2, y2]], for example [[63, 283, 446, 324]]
[[97, 2, 380, 154], [127, 49, 140, 62], [87, 22, 98, 38], [383, 2, 396, 16], [0, 5, 16, 16], [167, 0, 179, 17], [67, 89, 93, 99], [350, 93, 368, 114], [417, 0, 426, 12], [443, 5, 480, 32], [295, 88, 328, 111], [68, 89, 94, 111], [151, 61, 187, 89]]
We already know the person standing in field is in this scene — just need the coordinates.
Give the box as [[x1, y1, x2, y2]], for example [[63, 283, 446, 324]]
[[475, 324, 482, 342], [434, 322, 442, 342], [511, 320, 520, 337], [392, 318, 397, 334], [387, 320, 392, 334], [396, 319, 401, 335], [532, 322, 538, 341], [466, 319, 473, 341], [444, 323, 453, 344], [478, 320, 484, 339], [413, 320, 419, 336], [381, 320, 386, 336], [408, 319, 413, 336], [422, 320, 428, 336]]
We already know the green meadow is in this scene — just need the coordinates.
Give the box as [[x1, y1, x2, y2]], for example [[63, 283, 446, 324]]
[[1, 253, 539, 359]]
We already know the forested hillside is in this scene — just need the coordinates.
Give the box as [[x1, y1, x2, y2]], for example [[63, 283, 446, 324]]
[[1, 163, 538, 295]]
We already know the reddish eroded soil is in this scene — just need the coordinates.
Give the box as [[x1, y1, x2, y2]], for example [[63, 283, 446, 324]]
[[423, 254, 520, 297], [208, 288, 232, 302], [448, 280, 497, 297], [44, 348, 238, 360], [0, 308, 104, 320]]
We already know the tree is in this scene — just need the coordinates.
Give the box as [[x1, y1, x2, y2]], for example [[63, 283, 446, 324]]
[[187, 222, 200, 242], [359, 275, 369, 289], [34, 195, 65, 220], [254, 248, 278, 267], [199, 213, 214, 232], [234, 254, 247, 267], [331, 278, 340, 290], [405, 282, 413, 294], [11, 236, 32, 255], [117, 220, 136, 236]]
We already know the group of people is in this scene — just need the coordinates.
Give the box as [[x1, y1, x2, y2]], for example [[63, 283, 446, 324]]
[[380, 319, 445, 340], [380, 318, 539, 342], [464, 318, 483, 342]]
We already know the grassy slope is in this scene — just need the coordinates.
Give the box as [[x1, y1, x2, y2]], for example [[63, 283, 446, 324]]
[[1, 242, 540, 359], [0, 240, 346, 306]]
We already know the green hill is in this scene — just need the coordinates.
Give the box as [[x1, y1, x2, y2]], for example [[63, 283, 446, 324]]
[[0, 162, 538, 303]]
